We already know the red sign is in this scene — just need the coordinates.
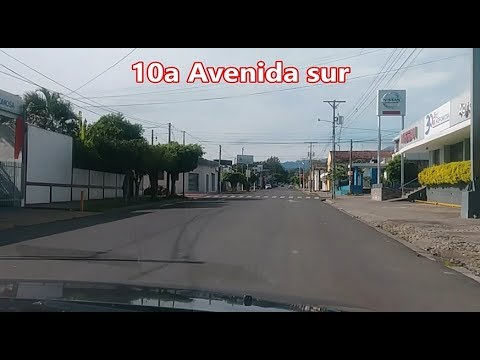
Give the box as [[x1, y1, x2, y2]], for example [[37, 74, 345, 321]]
[[14, 117, 24, 160], [401, 127, 417, 144]]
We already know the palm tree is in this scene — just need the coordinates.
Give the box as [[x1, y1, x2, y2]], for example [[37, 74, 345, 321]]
[[23, 88, 80, 137]]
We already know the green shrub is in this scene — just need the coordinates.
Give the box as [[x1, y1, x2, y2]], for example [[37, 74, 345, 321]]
[[418, 161, 470, 187]]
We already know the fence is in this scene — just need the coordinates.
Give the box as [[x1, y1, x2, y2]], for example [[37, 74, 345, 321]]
[[0, 161, 22, 206], [25, 168, 143, 205]]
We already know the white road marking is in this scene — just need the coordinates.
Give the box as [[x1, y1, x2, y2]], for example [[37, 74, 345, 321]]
[[292, 250, 299, 254], [306, 196, 311, 199], [288, 196, 293, 199], [297, 196, 302, 199], [280, 196, 285, 198], [229, 195, 236, 198], [263, 195, 268, 198], [205, 195, 211, 198], [288, 200, 299, 203], [213, 195, 219, 198], [255, 195, 260, 198], [239, 195, 244, 198], [315, 197, 319, 199], [247, 195, 252, 198], [443, 271, 456, 275], [272, 196, 277, 198]]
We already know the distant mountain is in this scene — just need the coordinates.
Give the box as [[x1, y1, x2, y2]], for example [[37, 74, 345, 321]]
[[282, 159, 328, 171]]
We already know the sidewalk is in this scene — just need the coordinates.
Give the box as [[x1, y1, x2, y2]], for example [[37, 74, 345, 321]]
[[325, 195, 480, 277], [1, 196, 187, 232], [0, 208, 93, 231]]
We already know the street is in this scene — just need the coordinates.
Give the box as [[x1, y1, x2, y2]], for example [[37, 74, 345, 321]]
[[1, 187, 480, 311]]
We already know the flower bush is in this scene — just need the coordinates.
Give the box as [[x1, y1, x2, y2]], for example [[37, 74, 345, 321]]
[[418, 161, 470, 187]]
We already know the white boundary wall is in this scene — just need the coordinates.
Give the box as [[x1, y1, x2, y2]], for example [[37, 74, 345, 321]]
[[24, 125, 137, 205]]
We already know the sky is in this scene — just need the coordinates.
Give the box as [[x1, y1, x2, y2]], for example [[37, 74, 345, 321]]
[[0, 48, 471, 163]]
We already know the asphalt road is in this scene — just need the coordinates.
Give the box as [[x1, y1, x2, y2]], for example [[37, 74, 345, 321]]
[[2, 187, 480, 311]]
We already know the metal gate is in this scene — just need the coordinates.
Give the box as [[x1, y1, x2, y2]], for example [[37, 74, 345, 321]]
[[0, 161, 22, 206]]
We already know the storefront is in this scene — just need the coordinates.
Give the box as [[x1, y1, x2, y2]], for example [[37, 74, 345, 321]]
[[397, 91, 470, 166]]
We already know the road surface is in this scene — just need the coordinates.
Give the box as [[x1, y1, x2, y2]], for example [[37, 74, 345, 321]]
[[1, 187, 480, 311]]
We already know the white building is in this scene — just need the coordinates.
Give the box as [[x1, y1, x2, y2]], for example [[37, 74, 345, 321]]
[[144, 158, 219, 194], [397, 91, 471, 166]]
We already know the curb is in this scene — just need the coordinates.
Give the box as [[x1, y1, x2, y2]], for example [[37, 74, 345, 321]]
[[323, 199, 480, 285]]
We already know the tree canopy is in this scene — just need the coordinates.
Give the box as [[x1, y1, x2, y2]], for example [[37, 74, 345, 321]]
[[23, 88, 79, 137], [22, 88, 206, 200], [163, 142, 204, 195]]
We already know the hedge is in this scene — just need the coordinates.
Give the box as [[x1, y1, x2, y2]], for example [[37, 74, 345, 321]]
[[418, 161, 470, 187]]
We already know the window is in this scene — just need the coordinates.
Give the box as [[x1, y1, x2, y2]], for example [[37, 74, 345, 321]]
[[465, 138, 470, 161], [433, 149, 440, 165], [449, 142, 463, 162]]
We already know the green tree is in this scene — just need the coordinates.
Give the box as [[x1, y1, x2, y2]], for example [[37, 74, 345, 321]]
[[84, 113, 148, 202], [141, 144, 166, 199], [223, 172, 246, 191], [163, 142, 204, 196], [23, 87, 80, 137], [385, 155, 419, 187], [263, 156, 287, 183]]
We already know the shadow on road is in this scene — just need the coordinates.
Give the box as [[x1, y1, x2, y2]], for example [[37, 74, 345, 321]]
[[0, 198, 264, 248], [0, 199, 226, 247]]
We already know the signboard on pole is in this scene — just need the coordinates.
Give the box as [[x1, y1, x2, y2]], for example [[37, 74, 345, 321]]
[[377, 90, 406, 116], [245, 169, 251, 178], [236, 155, 254, 165]]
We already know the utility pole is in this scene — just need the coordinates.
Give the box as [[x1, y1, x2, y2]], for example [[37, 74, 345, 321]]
[[166, 122, 171, 196], [218, 145, 222, 193], [349, 139, 353, 190], [324, 100, 346, 199], [151, 129, 154, 145], [307, 142, 314, 192], [462, 48, 480, 218], [182, 130, 185, 197]]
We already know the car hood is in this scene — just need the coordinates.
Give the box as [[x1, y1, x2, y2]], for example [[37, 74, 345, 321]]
[[0, 279, 365, 312]]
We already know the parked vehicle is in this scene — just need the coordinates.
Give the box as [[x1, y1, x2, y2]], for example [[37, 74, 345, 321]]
[[265, 184, 272, 189]]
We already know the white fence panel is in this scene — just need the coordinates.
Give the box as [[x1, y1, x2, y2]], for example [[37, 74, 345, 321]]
[[72, 168, 89, 185], [104, 173, 116, 187], [89, 170, 103, 186], [89, 188, 103, 199], [104, 189, 116, 198], [27, 126, 72, 184], [26, 185, 49, 204], [72, 187, 88, 201], [51, 187, 70, 202]]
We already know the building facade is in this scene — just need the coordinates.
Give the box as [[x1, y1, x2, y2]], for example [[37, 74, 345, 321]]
[[397, 91, 471, 166], [144, 158, 219, 194]]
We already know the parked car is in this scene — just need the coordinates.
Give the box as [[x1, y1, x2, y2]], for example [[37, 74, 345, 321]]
[[265, 184, 272, 189]]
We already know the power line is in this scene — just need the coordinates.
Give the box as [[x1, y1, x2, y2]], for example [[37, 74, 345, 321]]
[[344, 48, 398, 119], [390, 48, 424, 88], [343, 48, 409, 128], [344, 48, 419, 129], [70, 48, 387, 101], [66, 48, 137, 95], [0, 63, 108, 119], [79, 52, 468, 109], [0, 49, 168, 129]]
